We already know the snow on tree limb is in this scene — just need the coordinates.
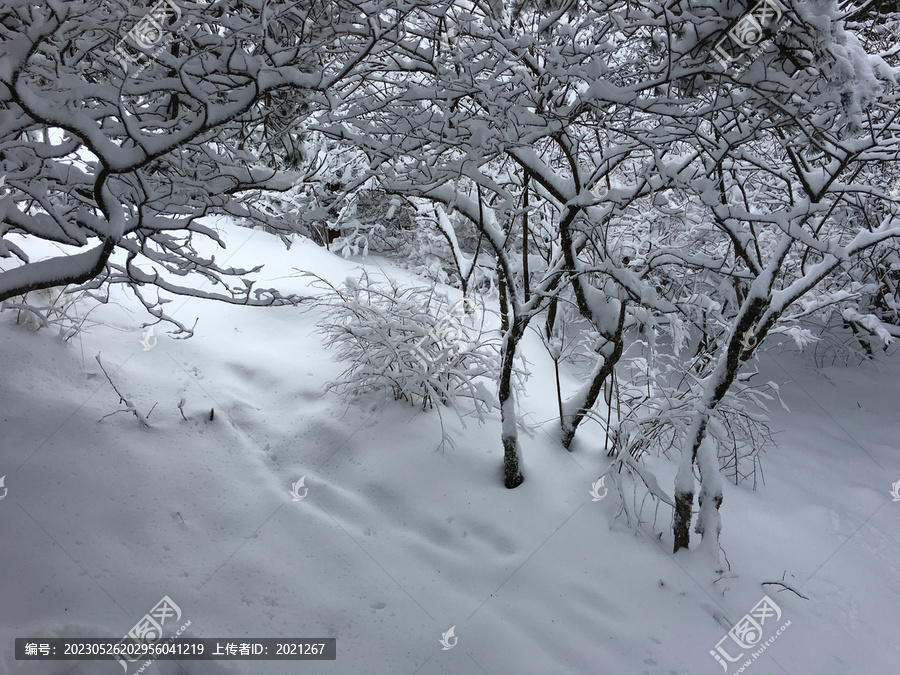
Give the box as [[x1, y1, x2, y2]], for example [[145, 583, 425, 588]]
[[0, 0, 400, 329], [0, 240, 114, 303]]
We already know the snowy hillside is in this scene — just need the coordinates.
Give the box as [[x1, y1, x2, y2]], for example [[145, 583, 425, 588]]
[[1, 221, 898, 674]]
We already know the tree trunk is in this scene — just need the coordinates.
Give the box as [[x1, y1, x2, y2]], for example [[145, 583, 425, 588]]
[[545, 295, 557, 340], [695, 433, 724, 560], [522, 174, 530, 303], [673, 413, 706, 552], [498, 259, 510, 333], [499, 317, 526, 488], [560, 302, 626, 449], [673, 298, 767, 552], [673, 490, 694, 553]]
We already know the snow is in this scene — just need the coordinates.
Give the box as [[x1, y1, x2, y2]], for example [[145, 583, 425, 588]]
[[1, 220, 898, 674]]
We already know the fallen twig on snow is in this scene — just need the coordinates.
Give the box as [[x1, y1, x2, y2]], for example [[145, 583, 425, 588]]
[[762, 579, 809, 600], [95, 353, 151, 427]]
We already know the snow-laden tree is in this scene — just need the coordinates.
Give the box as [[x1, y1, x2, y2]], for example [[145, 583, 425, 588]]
[[0, 0, 402, 332], [312, 272, 503, 446], [309, 1, 655, 488], [626, 0, 900, 555], [314, 0, 900, 558], [7, 0, 900, 564]]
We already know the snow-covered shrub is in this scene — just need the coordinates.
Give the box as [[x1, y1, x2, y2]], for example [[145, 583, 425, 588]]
[[606, 346, 782, 488], [310, 273, 501, 422], [1, 285, 102, 342]]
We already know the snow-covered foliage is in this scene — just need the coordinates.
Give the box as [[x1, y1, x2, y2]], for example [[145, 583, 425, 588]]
[[311, 273, 502, 431], [0, 0, 399, 333], [313, 0, 900, 549], [610, 347, 783, 485], [0, 284, 103, 341]]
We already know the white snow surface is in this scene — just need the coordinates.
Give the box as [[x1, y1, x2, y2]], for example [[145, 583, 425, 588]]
[[1, 220, 898, 674]]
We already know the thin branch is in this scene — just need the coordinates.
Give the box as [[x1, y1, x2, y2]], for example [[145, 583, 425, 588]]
[[95, 353, 150, 427], [761, 581, 809, 600]]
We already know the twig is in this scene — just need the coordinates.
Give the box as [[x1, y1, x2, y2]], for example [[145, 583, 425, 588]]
[[95, 353, 150, 427], [761, 581, 809, 600], [98, 409, 132, 422]]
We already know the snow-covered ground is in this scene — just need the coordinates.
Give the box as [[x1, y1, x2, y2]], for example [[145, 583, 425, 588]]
[[1, 221, 898, 674]]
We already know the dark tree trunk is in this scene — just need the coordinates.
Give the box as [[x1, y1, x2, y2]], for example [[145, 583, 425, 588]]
[[545, 295, 557, 340], [560, 303, 626, 449], [498, 317, 526, 488], [673, 490, 694, 552], [522, 175, 530, 303], [498, 256, 510, 333]]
